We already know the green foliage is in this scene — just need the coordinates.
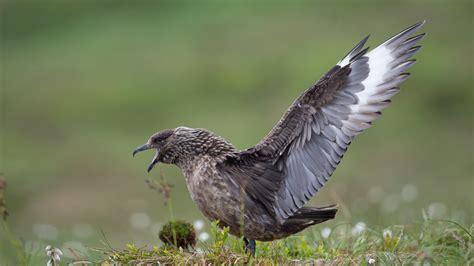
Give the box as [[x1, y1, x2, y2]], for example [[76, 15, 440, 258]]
[[205, 220, 242, 264], [159, 220, 196, 249], [86, 218, 472, 264], [97, 244, 186, 265], [1, 216, 471, 265], [209, 220, 229, 248], [382, 228, 401, 251]]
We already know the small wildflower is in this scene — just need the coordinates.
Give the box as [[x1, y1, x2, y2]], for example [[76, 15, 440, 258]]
[[321, 227, 331, 239], [198, 232, 209, 242], [45, 245, 62, 266], [351, 222, 366, 235], [366, 254, 376, 264], [383, 228, 393, 239], [193, 219, 204, 231], [368, 257, 376, 264]]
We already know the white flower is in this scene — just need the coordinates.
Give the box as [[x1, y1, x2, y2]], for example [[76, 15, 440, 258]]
[[45, 245, 62, 265], [321, 227, 331, 239], [198, 232, 209, 242], [193, 220, 204, 231], [366, 254, 376, 264], [383, 228, 393, 239], [351, 222, 366, 235]]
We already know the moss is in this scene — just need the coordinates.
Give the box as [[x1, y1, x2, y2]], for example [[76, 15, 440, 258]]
[[159, 220, 196, 249]]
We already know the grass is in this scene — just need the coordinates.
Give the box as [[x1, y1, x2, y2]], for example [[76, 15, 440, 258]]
[[84, 219, 473, 265], [1, 175, 472, 265], [76, 220, 474, 265], [3, 216, 471, 265]]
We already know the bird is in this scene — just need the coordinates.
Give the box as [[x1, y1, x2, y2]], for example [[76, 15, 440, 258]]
[[133, 21, 425, 255]]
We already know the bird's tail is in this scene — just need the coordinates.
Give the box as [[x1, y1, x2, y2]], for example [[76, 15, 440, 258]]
[[291, 204, 338, 223], [282, 204, 338, 235]]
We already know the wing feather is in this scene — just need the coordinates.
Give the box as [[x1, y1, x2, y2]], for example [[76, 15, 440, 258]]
[[218, 22, 425, 220]]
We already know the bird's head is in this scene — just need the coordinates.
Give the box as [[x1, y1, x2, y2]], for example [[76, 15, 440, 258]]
[[132, 128, 176, 172], [133, 127, 236, 173]]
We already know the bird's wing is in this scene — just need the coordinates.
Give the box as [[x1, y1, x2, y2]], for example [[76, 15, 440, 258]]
[[218, 22, 425, 220]]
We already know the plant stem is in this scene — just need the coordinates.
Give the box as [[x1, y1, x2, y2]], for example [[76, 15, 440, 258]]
[[166, 198, 178, 247]]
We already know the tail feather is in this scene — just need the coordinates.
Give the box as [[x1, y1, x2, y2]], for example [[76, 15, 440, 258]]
[[291, 205, 338, 222], [281, 205, 338, 235]]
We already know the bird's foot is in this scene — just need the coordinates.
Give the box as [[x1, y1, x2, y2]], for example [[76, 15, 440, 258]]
[[244, 238, 256, 257]]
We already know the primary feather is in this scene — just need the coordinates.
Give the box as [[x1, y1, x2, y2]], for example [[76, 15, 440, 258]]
[[228, 21, 426, 220]]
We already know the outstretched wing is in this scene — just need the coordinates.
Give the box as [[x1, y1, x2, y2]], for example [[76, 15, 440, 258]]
[[218, 22, 425, 221]]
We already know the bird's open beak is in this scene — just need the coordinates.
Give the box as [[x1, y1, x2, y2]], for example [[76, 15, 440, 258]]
[[146, 156, 158, 173], [133, 143, 151, 157], [133, 143, 160, 173], [147, 150, 159, 173]]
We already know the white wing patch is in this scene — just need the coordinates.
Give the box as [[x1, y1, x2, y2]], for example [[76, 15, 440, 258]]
[[342, 22, 425, 119], [353, 45, 394, 110]]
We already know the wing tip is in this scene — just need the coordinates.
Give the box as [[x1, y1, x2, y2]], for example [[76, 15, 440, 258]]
[[413, 20, 426, 29], [405, 20, 426, 33], [384, 20, 426, 47], [338, 34, 371, 66]]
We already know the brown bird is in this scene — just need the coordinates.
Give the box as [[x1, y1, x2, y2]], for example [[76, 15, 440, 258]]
[[133, 22, 425, 255]]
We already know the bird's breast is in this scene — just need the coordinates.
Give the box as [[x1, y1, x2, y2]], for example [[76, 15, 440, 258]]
[[179, 156, 280, 240], [180, 156, 238, 224]]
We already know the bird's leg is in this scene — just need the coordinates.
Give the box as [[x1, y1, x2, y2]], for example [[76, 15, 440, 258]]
[[243, 238, 256, 256]]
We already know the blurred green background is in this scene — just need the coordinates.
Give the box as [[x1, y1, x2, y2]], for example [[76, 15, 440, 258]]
[[1, 0, 472, 262]]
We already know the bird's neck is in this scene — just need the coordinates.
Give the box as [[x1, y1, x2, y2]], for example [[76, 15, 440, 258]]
[[173, 129, 238, 167]]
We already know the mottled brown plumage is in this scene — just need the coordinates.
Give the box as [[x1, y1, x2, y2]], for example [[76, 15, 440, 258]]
[[133, 22, 425, 254]]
